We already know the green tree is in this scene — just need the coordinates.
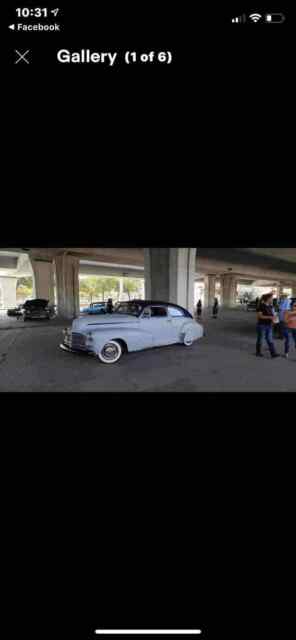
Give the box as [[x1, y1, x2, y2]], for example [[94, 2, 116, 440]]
[[79, 277, 120, 303], [123, 278, 141, 300], [16, 276, 33, 300], [97, 277, 119, 300], [79, 277, 102, 303]]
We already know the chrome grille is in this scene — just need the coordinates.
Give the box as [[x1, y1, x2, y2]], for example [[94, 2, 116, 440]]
[[71, 332, 88, 350]]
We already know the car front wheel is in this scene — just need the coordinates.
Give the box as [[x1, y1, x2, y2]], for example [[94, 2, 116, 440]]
[[98, 340, 123, 364]]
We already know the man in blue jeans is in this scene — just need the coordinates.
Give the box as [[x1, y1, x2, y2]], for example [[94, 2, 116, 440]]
[[256, 293, 280, 358]]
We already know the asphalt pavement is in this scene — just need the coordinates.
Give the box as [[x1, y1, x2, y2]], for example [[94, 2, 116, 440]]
[[0, 309, 295, 392]]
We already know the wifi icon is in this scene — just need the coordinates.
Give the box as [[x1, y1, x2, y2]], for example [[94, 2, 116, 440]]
[[249, 13, 262, 22]]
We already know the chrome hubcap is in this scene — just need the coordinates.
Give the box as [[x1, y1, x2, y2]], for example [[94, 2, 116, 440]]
[[102, 343, 119, 360]]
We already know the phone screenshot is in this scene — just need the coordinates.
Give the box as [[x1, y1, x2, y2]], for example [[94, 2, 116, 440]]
[[3, 3, 294, 640]]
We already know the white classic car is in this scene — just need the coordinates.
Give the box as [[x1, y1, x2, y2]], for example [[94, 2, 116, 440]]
[[60, 300, 204, 364]]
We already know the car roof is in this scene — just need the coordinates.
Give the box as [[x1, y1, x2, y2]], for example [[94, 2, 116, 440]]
[[121, 299, 192, 317], [24, 298, 49, 306]]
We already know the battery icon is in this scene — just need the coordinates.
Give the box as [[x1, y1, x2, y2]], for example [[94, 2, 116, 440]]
[[265, 13, 286, 23]]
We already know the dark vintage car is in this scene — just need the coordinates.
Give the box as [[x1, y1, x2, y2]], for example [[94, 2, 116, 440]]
[[22, 299, 56, 321], [246, 300, 259, 312], [7, 304, 23, 317]]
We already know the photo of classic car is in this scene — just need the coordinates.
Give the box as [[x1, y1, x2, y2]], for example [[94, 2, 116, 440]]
[[60, 300, 204, 364], [22, 299, 56, 321], [81, 302, 107, 315]]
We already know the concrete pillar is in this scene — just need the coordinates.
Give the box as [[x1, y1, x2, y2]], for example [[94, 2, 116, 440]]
[[144, 248, 196, 314], [139, 278, 145, 299], [54, 254, 80, 319], [221, 274, 237, 308], [204, 275, 216, 307], [0, 276, 17, 309], [119, 277, 124, 300], [30, 257, 54, 304]]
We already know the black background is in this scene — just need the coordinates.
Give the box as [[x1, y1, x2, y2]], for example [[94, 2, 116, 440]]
[[4, 2, 293, 245], [3, 3, 295, 639]]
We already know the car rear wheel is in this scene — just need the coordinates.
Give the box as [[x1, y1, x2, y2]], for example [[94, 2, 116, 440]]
[[98, 340, 123, 364], [183, 332, 194, 347]]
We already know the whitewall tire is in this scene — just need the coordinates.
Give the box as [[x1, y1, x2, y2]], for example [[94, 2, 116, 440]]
[[183, 333, 194, 347], [98, 340, 123, 364]]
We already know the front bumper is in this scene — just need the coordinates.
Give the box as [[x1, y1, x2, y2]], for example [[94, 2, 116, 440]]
[[25, 313, 50, 319], [59, 342, 94, 355], [60, 343, 76, 353], [61, 329, 96, 354]]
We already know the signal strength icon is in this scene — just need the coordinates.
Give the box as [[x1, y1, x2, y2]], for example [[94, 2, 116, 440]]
[[231, 14, 246, 23], [249, 13, 262, 22]]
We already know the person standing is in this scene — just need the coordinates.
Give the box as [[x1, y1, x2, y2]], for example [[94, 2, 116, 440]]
[[212, 297, 219, 319], [283, 300, 296, 358], [256, 293, 280, 358], [278, 295, 290, 339], [106, 298, 113, 313], [196, 299, 202, 318]]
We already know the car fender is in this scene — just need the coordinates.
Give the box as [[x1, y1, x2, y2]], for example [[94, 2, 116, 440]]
[[90, 327, 154, 353], [179, 319, 204, 341]]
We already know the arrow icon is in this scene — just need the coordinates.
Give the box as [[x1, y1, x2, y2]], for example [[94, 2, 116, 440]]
[[8, 24, 15, 30]]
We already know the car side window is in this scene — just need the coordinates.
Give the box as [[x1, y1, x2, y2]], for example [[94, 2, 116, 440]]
[[168, 306, 185, 317], [150, 306, 168, 318]]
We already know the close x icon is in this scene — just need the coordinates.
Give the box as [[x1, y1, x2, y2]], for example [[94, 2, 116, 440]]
[[14, 49, 30, 63]]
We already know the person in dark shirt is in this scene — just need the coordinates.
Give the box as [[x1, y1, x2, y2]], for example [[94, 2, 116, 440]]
[[106, 298, 113, 313], [256, 293, 279, 358], [196, 299, 202, 318], [212, 298, 219, 319]]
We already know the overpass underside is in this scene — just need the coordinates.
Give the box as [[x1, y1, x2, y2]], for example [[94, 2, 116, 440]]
[[0, 248, 295, 317]]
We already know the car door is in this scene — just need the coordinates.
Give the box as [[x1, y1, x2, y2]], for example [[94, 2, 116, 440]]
[[142, 305, 175, 346], [166, 305, 188, 342]]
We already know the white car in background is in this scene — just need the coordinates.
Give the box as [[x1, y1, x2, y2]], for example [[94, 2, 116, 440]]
[[60, 300, 204, 364]]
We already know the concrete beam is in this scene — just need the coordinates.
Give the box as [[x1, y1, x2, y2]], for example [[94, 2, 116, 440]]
[[79, 263, 144, 279], [221, 274, 237, 308], [55, 254, 80, 319], [144, 248, 196, 314], [3, 247, 296, 288], [204, 275, 216, 307], [0, 276, 17, 309], [30, 256, 54, 303], [195, 249, 296, 283], [0, 256, 18, 270]]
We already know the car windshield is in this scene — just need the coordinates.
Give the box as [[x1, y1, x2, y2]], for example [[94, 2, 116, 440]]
[[115, 302, 143, 316]]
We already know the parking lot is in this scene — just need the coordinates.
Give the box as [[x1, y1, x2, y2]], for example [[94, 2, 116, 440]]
[[0, 309, 295, 392]]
